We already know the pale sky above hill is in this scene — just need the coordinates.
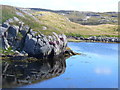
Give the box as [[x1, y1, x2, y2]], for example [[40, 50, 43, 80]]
[[0, 0, 119, 12]]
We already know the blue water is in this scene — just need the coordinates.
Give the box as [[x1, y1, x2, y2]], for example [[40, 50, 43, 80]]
[[21, 42, 118, 88]]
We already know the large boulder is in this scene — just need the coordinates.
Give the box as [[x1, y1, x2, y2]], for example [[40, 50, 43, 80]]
[[23, 33, 52, 58], [7, 25, 19, 39], [22, 32, 67, 58], [23, 34, 35, 55]]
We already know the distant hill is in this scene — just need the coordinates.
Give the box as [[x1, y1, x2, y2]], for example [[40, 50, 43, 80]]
[[32, 11, 118, 37], [1, 5, 118, 37], [30, 8, 118, 25], [30, 8, 74, 13]]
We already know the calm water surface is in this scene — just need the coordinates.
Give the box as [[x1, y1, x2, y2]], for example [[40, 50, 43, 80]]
[[21, 42, 118, 88]]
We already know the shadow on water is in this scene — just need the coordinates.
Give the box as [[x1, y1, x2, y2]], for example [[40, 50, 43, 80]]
[[2, 55, 67, 88]]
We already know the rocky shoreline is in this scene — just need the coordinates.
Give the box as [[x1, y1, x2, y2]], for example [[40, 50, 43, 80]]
[[67, 36, 120, 43], [1, 17, 79, 88], [1, 17, 78, 59]]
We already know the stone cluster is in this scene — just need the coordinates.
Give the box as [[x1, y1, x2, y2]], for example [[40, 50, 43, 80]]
[[1, 17, 67, 58], [68, 36, 120, 43]]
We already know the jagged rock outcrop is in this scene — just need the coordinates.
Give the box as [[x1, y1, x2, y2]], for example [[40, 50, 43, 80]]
[[1, 17, 67, 58]]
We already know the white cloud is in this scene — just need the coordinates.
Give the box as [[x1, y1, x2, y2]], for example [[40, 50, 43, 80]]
[[95, 67, 112, 75]]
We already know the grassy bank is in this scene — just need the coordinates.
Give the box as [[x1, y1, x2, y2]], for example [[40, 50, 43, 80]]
[[67, 38, 83, 42]]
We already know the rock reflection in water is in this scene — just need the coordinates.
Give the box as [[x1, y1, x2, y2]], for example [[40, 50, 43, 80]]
[[2, 56, 66, 88]]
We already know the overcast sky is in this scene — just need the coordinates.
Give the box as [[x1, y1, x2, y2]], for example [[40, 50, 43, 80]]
[[0, 0, 119, 12]]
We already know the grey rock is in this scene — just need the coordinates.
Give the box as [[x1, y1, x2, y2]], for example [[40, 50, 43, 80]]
[[19, 21, 24, 25], [6, 18, 14, 23], [18, 53, 26, 56], [14, 40, 21, 49], [72, 36, 120, 43], [20, 51, 28, 56], [43, 36, 49, 43], [48, 36, 53, 41], [2, 36, 10, 50], [14, 50, 20, 54], [7, 25, 19, 38], [34, 44, 51, 57], [42, 26, 47, 30], [1, 19, 68, 58], [16, 12, 25, 17], [30, 31, 37, 37], [38, 38, 44, 46], [23, 35, 37, 55], [53, 32, 58, 39], [62, 34, 67, 47], [20, 30, 27, 37], [0, 27, 8, 36], [2, 22, 10, 28], [23, 25, 30, 32], [13, 17, 19, 22]]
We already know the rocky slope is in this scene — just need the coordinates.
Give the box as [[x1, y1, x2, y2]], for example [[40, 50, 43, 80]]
[[1, 17, 68, 58]]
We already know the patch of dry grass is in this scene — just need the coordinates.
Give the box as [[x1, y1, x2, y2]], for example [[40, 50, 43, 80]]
[[33, 11, 118, 37]]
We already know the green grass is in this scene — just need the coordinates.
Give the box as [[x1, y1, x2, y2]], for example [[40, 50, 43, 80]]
[[65, 11, 118, 25], [0, 47, 14, 55], [33, 11, 118, 37], [67, 38, 83, 42], [1, 5, 18, 23], [1, 5, 118, 37], [1, 5, 62, 35]]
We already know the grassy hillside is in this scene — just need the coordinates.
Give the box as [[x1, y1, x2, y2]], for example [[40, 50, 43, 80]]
[[2, 5, 18, 22], [65, 11, 118, 25], [1, 5, 62, 35], [29, 8, 118, 25], [1, 5, 118, 37], [33, 11, 118, 37]]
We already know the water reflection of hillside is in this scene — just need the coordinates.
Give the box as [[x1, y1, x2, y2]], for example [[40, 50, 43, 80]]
[[2, 55, 66, 88]]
